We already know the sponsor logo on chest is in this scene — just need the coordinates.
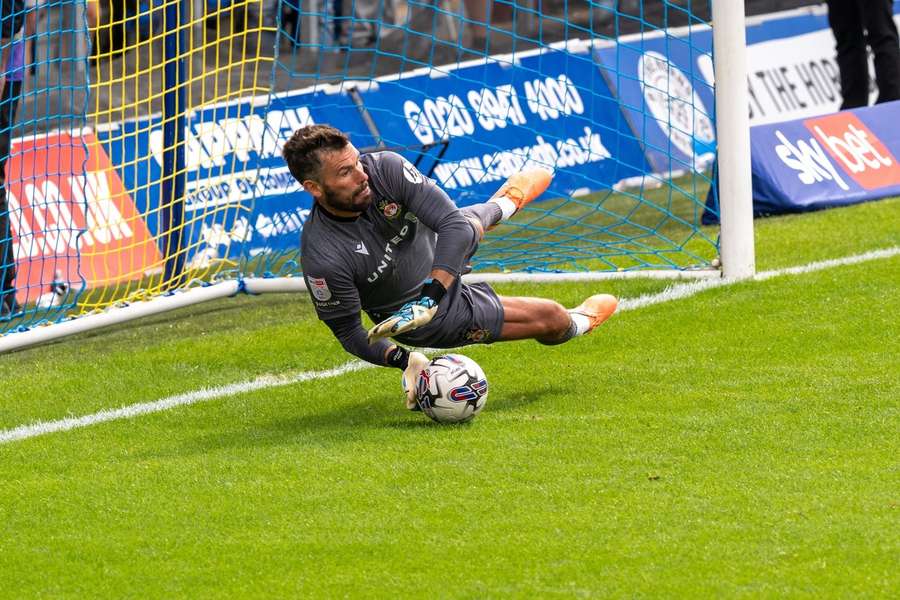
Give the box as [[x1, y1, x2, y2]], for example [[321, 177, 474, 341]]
[[365, 223, 412, 283]]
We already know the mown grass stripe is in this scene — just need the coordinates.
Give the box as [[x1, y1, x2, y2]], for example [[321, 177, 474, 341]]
[[1, 246, 897, 445]]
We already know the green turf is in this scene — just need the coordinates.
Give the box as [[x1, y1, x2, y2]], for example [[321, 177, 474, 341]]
[[0, 198, 898, 597]]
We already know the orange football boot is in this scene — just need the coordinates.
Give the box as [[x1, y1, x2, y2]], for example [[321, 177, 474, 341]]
[[568, 294, 619, 333], [491, 168, 553, 213]]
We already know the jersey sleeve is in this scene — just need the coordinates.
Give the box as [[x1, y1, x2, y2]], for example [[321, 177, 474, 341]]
[[324, 314, 395, 367], [301, 251, 362, 321], [374, 152, 476, 278]]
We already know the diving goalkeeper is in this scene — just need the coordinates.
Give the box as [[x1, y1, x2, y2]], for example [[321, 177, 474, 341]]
[[283, 125, 618, 408]]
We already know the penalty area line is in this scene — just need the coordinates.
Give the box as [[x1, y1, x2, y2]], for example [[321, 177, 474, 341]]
[[1, 246, 897, 445]]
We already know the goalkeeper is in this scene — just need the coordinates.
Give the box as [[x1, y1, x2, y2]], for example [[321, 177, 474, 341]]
[[283, 125, 618, 408]]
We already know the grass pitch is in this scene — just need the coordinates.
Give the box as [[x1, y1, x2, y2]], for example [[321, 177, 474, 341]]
[[0, 199, 898, 597]]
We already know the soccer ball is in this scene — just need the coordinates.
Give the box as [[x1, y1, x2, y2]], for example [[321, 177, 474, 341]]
[[414, 354, 488, 423]]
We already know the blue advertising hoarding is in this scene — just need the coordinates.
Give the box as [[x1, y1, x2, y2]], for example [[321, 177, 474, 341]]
[[592, 3, 900, 176], [95, 43, 649, 265], [92, 3, 900, 267], [354, 43, 649, 206], [748, 101, 900, 215], [95, 84, 376, 266], [594, 29, 717, 175]]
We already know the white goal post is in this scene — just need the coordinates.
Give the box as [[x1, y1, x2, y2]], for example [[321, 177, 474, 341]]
[[713, 0, 756, 279]]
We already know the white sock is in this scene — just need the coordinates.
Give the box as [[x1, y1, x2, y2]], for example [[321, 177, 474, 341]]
[[489, 196, 518, 220], [568, 312, 592, 336]]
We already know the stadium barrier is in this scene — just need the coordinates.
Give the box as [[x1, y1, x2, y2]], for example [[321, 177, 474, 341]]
[[747, 102, 900, 215]]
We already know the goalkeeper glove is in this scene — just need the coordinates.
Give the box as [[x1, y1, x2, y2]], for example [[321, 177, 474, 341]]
[[386, 346, 430, 410], [367, 279, 446, 343]]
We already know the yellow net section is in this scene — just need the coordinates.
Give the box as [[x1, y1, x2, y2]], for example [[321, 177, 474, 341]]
[[76, 0, 272, 310]]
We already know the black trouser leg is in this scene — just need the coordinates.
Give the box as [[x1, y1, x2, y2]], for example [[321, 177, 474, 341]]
[[863, 0, 900, 104], [828, 0, 870, 109], [0, 79, 23, 313], [0, 185, 15, 313]]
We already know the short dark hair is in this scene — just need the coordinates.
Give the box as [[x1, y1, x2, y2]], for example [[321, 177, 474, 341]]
[[282, 124, 351, 183]]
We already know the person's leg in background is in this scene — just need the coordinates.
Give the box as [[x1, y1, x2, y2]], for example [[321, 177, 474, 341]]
[[0, 185, 17, 317], [0, 5, 24, 317], [0, 80, 23, 317], [827, 0, 870, 109], [862, 0, 900, 104]]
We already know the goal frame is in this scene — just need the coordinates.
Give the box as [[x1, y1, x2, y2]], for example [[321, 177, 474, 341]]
[[0, 0, 753, 354]]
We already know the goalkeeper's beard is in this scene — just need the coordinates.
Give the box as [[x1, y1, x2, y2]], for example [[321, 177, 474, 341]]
[[320, 181, 372, 214]]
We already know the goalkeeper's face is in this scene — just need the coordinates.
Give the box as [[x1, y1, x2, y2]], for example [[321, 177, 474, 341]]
[[311, 144, 372, 216]]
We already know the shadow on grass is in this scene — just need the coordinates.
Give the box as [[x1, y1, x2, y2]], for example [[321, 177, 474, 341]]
[[143, 385, 561, 458], [380, 385, 558, 429]]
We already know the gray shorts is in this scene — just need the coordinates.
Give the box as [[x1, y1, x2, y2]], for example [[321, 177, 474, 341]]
[[392, 280, 505, 348]]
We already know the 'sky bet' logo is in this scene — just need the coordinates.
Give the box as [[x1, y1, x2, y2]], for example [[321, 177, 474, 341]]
[[804, 113, 900, 190]]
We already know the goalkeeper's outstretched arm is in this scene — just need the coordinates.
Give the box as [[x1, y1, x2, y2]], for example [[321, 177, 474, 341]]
[[325, 313, 423, 372], [325, 314, 398, 367]]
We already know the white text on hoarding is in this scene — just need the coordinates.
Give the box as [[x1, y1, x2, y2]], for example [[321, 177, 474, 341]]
[[9, 172, 136, 258], [433, 127, 610, 189], [149, 107, 314, 170], [774, 130, 848, 191], [405, 75, 585, 145]]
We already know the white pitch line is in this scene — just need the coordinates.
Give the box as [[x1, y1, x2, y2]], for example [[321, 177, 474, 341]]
[[617, 246, 900, 312], [1, 246, 897, 445], [0, 360, 374, 444]]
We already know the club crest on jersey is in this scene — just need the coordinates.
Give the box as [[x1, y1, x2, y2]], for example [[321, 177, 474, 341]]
[[378, 200, 400, 219], [402, 160, 422, 184], [464, 328, 491, 343], [307, 276, 332, 301]]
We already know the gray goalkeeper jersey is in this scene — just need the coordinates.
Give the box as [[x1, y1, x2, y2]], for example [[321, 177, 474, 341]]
[[300, 151, 476, 323]]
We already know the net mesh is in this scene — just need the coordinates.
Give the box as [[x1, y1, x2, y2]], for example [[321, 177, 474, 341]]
[[0, 0, 720, 336]]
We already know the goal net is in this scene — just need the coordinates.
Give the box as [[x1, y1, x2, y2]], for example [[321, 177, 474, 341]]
[[0, 0, 746, 349]]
